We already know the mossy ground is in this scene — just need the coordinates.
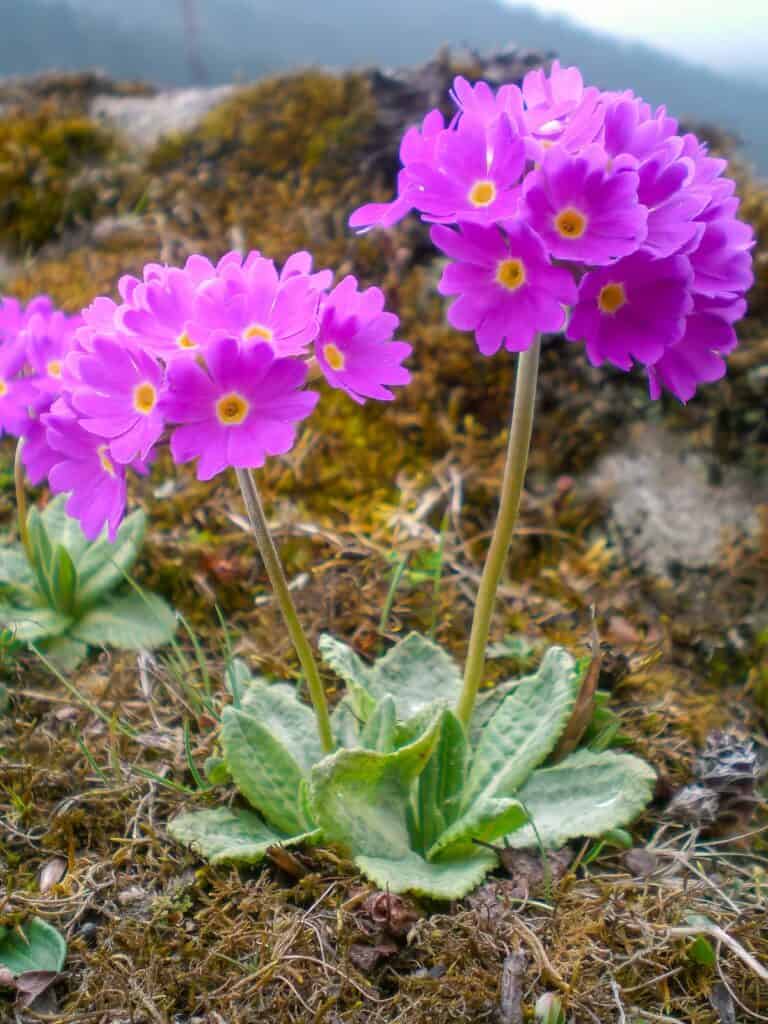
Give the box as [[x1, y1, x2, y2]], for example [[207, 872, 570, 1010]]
[[1, 64, 767, 1022]]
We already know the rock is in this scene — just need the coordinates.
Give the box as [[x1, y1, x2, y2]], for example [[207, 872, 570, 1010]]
[[591, 424, 764, 576], [90, 85, 234, 148]]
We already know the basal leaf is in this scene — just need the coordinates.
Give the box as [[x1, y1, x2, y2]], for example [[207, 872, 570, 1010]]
[[462, 647, 582, 809], [71, 590, 176, 649], [74, 509, 146, 610], [0, 917, 67, 976], [41, 494, 89, 564], [504, 749, 656, 849], [0, 605, 72, 643], [360, 695, 397, 752], [356, 847, 497, 900], [0, 547, 36, 592], [221, 707, 308, 835], [26, 508, 55, 607], [367, 633, 462, 719], [414, 709, 467, 854], [50, 545, 77, 615], [427, 796, 526, 860], [318, 634, 371, 693], [239, 680, 324, 775], [330, 695, 364, 747], [168, 806, 317, 865], [310, 710, 443, 862], [41, 636, 88, 673]]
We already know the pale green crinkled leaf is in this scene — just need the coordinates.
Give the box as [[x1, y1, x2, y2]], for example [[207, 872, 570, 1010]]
[[40, 494, 90, 563], [0, 547, 36, 591], [71, 590, 176, 649], [239, 680, 323, 775], [73, 509, 146, 609], [168, 806, 318, 865], [505, 749, 656, 849], [221, 706, 308, 835], [0, 605, 72, 642], [310, 710, 443, 861], [50, 544, 77, 615], [414, 709, 467, 854], [462, 647, 582, 809], [318, 634, 371, 693], [428, 796, 526, 861], [365, 633, 462, 720], [330, 695, 364, 747], [361, 695, 397, 752], [42, 636, 88, 673], [0, 916, 67, 976], [355, 847, 498, 900], [26, 508, 55, 606]]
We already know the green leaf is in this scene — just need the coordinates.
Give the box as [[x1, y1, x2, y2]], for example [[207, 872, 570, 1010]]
[[688, 935, 716, 967], [0, 605, 72, 643], [355, 846, 497, 900], [41, 636, 88, 673], [168, 806, 317, 865], [239, 680, 324, 775], [318, 634, 376, 721], [71, 590, 176, 649], [330, 695, 365, 747], [320, 632, 462, 723], [0, 546, 36, 592], [26, 508, 56, 606], [428, 796, 527, 861], [0, 917, 67, 976], [462, 647, 582, 809], [504, 749, 656, 849], [203, 756, 231, 785], [73, 509, 146, 610], [221, 707, 308, 834], [310, 710, 443, 863], [50, 544, 77, 615], [40, 494, 90, 563], [365, 633, 462, 719], [414, 709, 467, 853], [360, 695, 397, 752]]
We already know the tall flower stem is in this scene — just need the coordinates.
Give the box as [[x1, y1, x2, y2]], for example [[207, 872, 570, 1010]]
[[14, 438, 32, 563], [456, 335, 542, 728], [235, 467, 335, 754]]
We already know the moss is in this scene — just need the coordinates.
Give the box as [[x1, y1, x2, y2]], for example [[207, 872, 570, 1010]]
[[0, 105, 116, 253]]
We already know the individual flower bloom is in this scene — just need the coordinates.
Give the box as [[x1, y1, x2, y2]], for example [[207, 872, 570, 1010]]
[[118, 255, 217, 356], [0, 339, 37, 437], [566, 251, 693, 369], [522, 60, 587, 123], [314, 276, 412, 403], [687, 210, 754, 300], [162, 336, 318, 480], [451, 76, 525, 130], [600, 93, 678, 164], [521, 62, 604, 159], [75, 295, 121, 349], [0, 296, 25, 344], [192, 254, 322, 356], [523, 146, 648, 264], [646, 304, 740, 403], [24, 309, 81, 395], [349, 109, 446, 231], [45, 403, 127, 541], [69, 338, 166, 464], [21, 410, 59, 485], [279, 250, 333, 291], [636, 143, 709, 259], [431, 220, 578, 355]]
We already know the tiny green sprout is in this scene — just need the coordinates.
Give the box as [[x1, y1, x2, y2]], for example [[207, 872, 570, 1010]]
[[535, 992, 566, 1024]]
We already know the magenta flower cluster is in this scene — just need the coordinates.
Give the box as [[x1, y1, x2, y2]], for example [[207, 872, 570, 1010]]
[[351, 63, 754, 401], [1, 253, 410, 539]]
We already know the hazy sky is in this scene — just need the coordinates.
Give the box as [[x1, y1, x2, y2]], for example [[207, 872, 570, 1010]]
[[514, 1, 768, 77]]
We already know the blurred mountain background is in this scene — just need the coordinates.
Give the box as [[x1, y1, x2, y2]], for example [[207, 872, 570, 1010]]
[[1, 0, 766, 173]]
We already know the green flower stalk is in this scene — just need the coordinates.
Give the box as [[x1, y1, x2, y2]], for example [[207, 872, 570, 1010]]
[[234, 467, 335, 754], [456, 336, 541, 727]]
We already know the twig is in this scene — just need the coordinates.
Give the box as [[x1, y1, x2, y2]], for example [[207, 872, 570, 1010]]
[[499, 951, 527, 1024]]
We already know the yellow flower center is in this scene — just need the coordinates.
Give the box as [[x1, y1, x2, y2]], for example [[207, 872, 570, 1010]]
[[133, 381, 157, 415], [323, 342, 346, 371], [495, 258, 526, 292], [177, 331, 198, 350], [46, 360, 62, 378], [554, 207, 588, 240], [243, 323, 274, 343], [0, 379, 7, 397], [216, 391, 250, 425], [97, 444, 115, 477], [597, 282, 627, 315], [468, 180, 497, 208]]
